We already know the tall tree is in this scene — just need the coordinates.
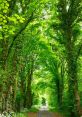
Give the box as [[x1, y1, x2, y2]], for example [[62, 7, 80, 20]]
[[52, 0, 82, 116]]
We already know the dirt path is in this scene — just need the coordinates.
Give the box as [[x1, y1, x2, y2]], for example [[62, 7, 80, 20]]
[[38, 110, 52, 117], [28, 112, 37, 117], [28, 106, 63, 117], [28, 111, 63, 117]]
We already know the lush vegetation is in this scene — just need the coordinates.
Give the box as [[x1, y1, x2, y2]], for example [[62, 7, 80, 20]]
[[0, 0, 82, 117]]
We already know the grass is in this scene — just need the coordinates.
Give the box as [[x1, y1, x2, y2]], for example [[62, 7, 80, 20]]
[[28, 107, 39, 112], [49, 106, 65, 117], [16, 112, 27, 117], [48, 106, 57, 112]]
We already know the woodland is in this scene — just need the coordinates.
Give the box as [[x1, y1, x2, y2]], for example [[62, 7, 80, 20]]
[[0, 0, 82, 117]]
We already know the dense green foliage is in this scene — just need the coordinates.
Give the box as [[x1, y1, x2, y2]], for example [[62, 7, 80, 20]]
[[0, 0, 82, 117]]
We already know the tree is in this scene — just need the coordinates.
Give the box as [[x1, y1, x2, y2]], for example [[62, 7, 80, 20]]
[[51, 0, 82, 116]]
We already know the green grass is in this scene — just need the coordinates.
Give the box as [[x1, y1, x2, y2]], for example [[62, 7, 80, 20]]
[[28, 107, 39, 112], [48, 106, 57, 112], [16, 112, 27, 117]]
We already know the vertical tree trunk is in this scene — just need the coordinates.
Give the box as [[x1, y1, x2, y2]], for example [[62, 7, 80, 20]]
[[26, 59, 34, 109], [11, 47, 18, 112], [67, 53, 80, 117], [55, 66, 64, 110], [1, 39, 8, 112], [65, 27, 80, 117]]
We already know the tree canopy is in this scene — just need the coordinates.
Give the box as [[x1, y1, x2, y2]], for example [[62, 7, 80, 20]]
[[0, 0, 82, 117]]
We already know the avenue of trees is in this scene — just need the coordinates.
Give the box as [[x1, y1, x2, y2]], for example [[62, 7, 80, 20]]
[[0, 0, 82, 117]]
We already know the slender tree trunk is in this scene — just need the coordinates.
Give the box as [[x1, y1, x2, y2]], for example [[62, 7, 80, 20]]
[[11, 47, 18, 111], [26, 60, 34, 109], [56, 79, 62, 109], [55, 68, 64, 109], [26, 70, 33, 109]]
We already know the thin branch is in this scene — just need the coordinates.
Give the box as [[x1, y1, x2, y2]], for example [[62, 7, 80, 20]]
[[76, 43, 82, 60]]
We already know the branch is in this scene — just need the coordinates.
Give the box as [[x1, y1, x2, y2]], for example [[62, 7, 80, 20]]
[[7, 14, 33, 59], [76, 43, 82, 60]]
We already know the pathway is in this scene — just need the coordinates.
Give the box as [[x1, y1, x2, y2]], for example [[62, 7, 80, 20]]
[[38, 105, 52, 117], [38, 110, 52, 117], [28, 105, 64, 117]]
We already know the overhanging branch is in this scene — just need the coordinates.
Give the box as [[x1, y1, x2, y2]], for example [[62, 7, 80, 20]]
[[7, 14, 33, 59]]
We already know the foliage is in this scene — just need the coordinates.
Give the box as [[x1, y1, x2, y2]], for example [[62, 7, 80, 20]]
[[0, 0, 82, 117]]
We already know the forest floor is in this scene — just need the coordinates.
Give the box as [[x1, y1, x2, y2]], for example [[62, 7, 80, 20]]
[[28, 106, 64, 117]]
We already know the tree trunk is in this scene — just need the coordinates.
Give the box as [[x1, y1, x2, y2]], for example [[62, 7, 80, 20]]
[[55, 67, 64, 110], [65, 27, 80, 117], [1, 39, 8, 112], [26, 60, 34, 109]]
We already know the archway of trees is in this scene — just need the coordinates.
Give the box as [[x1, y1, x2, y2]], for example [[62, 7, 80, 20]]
[[0, 0, 82, 117]]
